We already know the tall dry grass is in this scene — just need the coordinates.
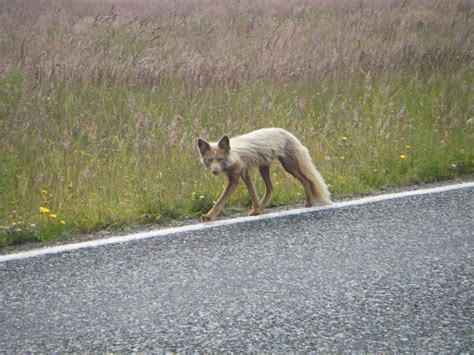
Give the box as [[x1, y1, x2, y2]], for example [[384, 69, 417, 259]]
[[1, 0, 472, 86], [0, 0, 472, 245]]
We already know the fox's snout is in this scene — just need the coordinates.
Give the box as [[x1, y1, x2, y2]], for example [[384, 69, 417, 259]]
[[209, 162, 224, 176]]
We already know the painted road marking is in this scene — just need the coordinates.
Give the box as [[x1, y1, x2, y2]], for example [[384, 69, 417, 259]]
[[1, 182, 473, 263]]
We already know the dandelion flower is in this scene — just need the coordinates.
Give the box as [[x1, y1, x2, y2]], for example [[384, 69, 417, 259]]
[[340, 156, 345, 160], [39, 206, 51, 214], [341, 136, 348, 142], [405, 145, 411, 149], [50, 213, 57, 219], [41, 189, 48, 195], [60, 220, 66, 225], [399, 154, 407, 160]]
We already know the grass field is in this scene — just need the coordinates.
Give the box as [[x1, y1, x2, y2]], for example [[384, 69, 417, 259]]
[[0, 0, 473, 246]]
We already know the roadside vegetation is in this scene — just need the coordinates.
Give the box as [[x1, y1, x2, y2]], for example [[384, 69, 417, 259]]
[[0, 0, 472, 246]]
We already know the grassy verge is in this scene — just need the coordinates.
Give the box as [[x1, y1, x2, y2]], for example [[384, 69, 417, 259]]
[[0, 0, 472, 246], [1, 66, 472, 246]]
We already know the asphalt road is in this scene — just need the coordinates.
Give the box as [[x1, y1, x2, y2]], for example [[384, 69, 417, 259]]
[[1, 186, 473, 352]]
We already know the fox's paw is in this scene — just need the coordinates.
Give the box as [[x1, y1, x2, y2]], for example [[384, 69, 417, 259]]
[[249, 208, 261, 216], [201, 214, 214, 222]]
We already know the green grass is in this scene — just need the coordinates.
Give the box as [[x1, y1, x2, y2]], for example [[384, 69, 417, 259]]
[[1, 65, 472, 246], [0, 0, 472, 246]]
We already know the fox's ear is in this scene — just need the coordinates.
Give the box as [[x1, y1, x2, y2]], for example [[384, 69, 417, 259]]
[[197, 138, 211, 154], [218, 135, 230, 151]]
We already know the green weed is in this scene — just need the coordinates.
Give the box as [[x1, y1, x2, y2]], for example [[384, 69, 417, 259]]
[[0, 0, 472, 246]]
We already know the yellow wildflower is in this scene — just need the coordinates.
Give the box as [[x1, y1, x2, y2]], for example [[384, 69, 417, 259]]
[[341, 136, 348, 142], [405, 145, 411, 149], [60, 220, 66, 225], [50, 213, 57, 219], [41, 189, 48, 195], [399, 154, 407, 160], [39, 206, 51, 214]]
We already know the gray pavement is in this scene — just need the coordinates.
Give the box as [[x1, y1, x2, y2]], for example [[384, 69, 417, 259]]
[[1, 186, 473, 352]]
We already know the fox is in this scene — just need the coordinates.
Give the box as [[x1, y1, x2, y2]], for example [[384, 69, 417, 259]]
[[197, 128, 332, 221]]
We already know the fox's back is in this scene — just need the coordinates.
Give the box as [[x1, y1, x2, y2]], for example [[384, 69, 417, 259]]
[[230, 128, 299, 167]]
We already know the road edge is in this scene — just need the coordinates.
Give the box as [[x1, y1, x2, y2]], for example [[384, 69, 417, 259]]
[[1, 181, 473, 263]]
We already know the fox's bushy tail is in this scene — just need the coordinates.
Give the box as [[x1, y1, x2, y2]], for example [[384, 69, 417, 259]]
[[295, 144, 332, 205]]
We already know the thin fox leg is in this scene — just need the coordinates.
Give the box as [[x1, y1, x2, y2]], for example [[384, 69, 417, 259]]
[[241, 170, 261, 215], [278, 157, 315, 207], [202, 174, 240, 221], [293, 174, 315, 207], [258, 165, 273, 209], [299, 177, 315, 207]]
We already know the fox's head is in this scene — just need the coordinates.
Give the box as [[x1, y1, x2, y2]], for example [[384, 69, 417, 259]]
[[197, 135, 230, 176]]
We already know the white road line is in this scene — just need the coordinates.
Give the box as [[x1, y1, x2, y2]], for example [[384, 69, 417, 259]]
[[1, 182, 473, 263]]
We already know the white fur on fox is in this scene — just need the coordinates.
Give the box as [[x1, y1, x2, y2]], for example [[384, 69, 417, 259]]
[[229, 128, 331, 204]]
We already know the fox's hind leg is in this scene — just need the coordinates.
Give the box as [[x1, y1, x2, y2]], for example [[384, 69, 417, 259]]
[[278, 156, 315, 207], [258, 165, 273, 210]]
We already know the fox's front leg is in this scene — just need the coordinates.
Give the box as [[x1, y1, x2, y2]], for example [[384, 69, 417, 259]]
[[241, 170, 261, 216], [202, 174, 240, 221]]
